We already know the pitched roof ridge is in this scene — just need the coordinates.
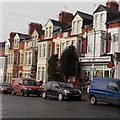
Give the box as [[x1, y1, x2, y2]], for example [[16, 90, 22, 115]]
[[76, 10, 93, 17]]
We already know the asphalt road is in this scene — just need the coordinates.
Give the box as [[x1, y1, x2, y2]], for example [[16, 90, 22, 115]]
[[1, 94, 120, 119]]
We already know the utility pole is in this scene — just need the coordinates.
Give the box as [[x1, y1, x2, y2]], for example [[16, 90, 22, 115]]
[[91, 28, 96, 80]]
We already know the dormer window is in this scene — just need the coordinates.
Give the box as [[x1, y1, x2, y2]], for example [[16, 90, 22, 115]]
[[95, 14, 99, 28], [72, 21, 77, 34], [14, 39, 19, 49], [45, 27, 48, 38], [49, 27, 52, 38], [100, 13, 105, 28], [77, 20, 81, 33]]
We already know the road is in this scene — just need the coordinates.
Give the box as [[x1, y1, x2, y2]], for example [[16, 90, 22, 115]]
[[1, 94, 120, 119]]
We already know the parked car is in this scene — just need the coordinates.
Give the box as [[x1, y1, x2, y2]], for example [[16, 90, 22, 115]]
[[89, 77, 120, 105], [0, 82, 13, 94], [41, 81, 82, 101], [12, 78, 43, 97]]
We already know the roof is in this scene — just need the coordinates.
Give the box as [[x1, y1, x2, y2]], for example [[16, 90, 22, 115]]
[[35, 29, 44, 37], [74, 11, 93, 28], [94, 4, 120, 23], [50, 19, 68, 27], [75, 11, 93, 20], [107, 17, 120, 24], [53, 24, 71, 34], [17, 33, 31, 40], [45, 19, 68, 28], [9, 32, 31, 43]]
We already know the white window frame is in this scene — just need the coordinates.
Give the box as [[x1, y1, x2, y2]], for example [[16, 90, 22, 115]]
[[20, 53, 23, 65], [29, 52, 32, 65], [77, 20, 81, 33], [49, 27, 52, 38], [43, 44, 46, 57], [72, 21, 77, 34], [56, 43, 60, 56], [48, 44, 51, 58], [41, 67, 45, 81], [100, 13, 105, 29], [46, 27, 48, 38], [39, 44, 42, 58]]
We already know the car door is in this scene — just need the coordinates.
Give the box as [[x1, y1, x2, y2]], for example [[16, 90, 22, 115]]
[[50, 82, 60, 97], [105, 81, 119, 105]]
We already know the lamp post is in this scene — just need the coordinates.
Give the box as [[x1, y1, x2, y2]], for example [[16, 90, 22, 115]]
[[91, 28, 96, 80]]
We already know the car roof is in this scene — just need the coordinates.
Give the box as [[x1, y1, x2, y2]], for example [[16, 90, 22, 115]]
[[48, 81, 67, 84], [93, 77, 120, 82]]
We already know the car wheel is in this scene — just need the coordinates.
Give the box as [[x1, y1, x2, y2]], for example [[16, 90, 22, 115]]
[[12, 91, 16, 95], [58, 93, 63, 101], [90, 96, 97, 105], [42, 91, 47, 99]]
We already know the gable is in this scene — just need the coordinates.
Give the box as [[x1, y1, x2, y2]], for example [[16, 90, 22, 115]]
[[72, 14, 83, 22]]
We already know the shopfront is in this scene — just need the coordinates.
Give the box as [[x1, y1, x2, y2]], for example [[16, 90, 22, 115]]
[[79, 56, 112, 82]]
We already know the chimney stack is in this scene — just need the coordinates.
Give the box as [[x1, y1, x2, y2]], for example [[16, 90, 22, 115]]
[[58, 11, 73, 23], [28, 22, 43, 35], [106, 0, 119, 11]]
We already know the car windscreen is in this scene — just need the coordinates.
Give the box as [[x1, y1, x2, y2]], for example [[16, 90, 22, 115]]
[[59, 82, 74, 88], [23, 80, 36, 86], [0, 83, 12, 87]]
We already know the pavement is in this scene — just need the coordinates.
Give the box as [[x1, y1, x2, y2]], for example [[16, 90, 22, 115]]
[[82, 92, 89, 101]]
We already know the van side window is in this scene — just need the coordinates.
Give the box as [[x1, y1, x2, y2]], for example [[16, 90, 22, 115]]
[[108, 82, 118, 91]]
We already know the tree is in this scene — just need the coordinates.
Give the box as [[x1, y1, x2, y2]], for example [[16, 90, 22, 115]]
[[48, 54, 60, 81], [60, 45, 78, 82]]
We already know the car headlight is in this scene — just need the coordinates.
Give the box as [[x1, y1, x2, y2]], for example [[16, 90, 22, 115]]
[[64, 89, 70, 94], [28, 88, 31, 90], [78, 90, 82, 94], [1, 88, 7, 90]]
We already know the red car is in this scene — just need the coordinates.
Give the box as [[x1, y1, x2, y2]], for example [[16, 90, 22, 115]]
[[0, 82, 13, 94], [12, 78, 43, 97]]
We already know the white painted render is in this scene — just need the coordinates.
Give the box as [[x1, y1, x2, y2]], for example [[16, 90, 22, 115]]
[[71, 14, 83, 35]]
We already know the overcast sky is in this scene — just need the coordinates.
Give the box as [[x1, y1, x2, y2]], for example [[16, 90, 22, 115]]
[[0, 0, 116, 42]]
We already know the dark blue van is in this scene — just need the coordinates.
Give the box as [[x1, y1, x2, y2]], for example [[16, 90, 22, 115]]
[[89, 77, 120, 105]]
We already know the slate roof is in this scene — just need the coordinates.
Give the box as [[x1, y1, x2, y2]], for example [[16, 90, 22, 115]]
[[94, 4, 120, 23], [107, 17, 120, 24], [9, 32, 31, 43], [35, 29, 44, 37], [75, 11, 93, 20], [17, 33, 31, 40], [50, 19, 68, 28], [53, 24, 71, 34]]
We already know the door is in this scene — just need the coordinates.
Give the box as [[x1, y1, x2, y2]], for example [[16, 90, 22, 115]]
[[50, 82, 60, 97]]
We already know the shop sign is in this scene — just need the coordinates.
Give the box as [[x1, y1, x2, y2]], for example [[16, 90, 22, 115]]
[[107, 62, 114, 68]]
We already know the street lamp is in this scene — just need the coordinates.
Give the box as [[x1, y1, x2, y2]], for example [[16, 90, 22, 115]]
[[91, 28, 96, 80]]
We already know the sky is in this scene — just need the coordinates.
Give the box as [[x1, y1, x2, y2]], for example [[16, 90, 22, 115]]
[[1, 0, 119, 42]]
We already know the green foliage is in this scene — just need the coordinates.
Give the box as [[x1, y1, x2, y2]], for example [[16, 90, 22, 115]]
[[48, 54, 60, 81], [60, 45, 78, 82]]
